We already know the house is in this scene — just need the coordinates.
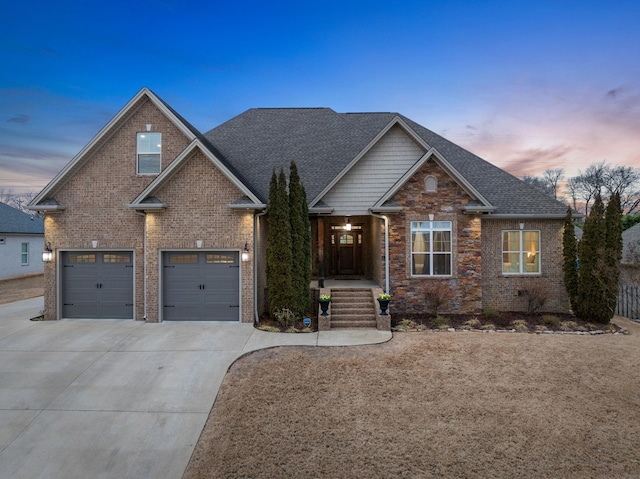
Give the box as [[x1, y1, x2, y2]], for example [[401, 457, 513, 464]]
[[28, 88, 571, 326], [0, 202, 44, 281], [622, 223, 640, 264]]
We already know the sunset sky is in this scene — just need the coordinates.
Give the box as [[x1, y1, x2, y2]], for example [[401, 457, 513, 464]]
[[1, 0, 639, 194]]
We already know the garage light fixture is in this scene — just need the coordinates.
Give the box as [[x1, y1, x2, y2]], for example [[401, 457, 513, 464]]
[[42, 243, 53, 262], [242, 243, 250, 262]]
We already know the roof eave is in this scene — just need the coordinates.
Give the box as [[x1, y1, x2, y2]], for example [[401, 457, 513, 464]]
[[25, 204, 65, 212], [483, 213, 569, 220], [309, 206, 335, 215], [369, 206, 404, 214], [228, 203, 267, 211]]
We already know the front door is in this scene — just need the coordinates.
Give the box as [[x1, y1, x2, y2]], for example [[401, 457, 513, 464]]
[[330, 226, 363, 275]]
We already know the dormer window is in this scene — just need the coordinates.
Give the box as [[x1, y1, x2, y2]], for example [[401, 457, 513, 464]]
[[425, 176, 437, 192], [137, 132, 162, 174]]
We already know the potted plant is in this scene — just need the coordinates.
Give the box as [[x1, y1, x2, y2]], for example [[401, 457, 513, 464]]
[[377, 293, 391, 316], [319, 294, 331, 316]]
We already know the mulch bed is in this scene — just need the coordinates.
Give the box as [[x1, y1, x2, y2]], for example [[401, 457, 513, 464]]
[[393, 311, 624, 334]]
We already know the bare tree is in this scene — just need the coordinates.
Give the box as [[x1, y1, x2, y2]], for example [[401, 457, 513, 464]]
[[0, 189, 38, 215], [603, 165, 640, 214], [522, 175, 554, 198], [542, 168, 564, 200]]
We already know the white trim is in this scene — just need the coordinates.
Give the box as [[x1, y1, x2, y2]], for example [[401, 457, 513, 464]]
[[501, 229, 542, 275], [410, 220, 453, 277], [29, 88, 196, 208]]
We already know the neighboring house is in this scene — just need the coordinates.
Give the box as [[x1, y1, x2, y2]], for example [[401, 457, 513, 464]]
[[0, 202, 44, 280], [28, 88, 571, 325], [622, 223, 640, 264]]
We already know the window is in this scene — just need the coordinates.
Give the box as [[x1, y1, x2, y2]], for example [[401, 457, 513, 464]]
[[103, 253, 131, 263], [425, 176, 437, 192], [21, 242, 29, 265], [69, 253, 96, 263], [206, 253, 235, 264], [502, 230, 540, 274], [411, 221, 452, 275], [169, 254, 198, 264], [137, 132, 162, 174]]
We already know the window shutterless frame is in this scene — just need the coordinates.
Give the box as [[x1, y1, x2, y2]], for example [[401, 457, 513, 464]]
[[137, 132, 162, 174], [411, 221, 452, 276], [502, 230, 541, 274], [21, 242, 29, 265]]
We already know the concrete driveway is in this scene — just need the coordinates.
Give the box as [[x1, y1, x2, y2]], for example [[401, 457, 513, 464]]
[[0, 297, 390, 478]]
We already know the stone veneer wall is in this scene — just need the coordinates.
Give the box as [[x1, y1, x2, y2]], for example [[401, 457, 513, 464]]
[[387, 159, 483, 316], [481, 218, 570, 313], [145, 150, 255, 323], [43, 98, 190, 320]]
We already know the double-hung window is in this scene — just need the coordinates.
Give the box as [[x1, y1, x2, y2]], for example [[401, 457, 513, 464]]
[[137, 132, 162, 174], [502, 230, 540, 274], [21, 242, 29, 265], [411, 221, 452, 276]]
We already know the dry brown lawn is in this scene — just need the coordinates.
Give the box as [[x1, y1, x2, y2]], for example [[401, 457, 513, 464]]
[[185, 318, 640, 479], [0, 274, 44, 304]]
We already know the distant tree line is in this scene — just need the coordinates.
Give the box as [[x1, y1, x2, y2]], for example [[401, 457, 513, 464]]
[[522, 161, 640, 219]]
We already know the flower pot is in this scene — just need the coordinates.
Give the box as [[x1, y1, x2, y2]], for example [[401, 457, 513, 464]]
[[377, 298, 390, 316], [319, 299, 330, 316]]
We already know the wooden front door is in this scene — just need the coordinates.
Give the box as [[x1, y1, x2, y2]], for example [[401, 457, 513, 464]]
[[330, 226, 363, 275]]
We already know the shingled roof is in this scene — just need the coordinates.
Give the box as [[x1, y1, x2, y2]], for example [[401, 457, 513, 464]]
[[204, 108, 567, 217], [0, 202, 44, 234]]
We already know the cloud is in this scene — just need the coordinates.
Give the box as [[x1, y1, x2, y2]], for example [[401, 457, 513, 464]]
[[7, 114, 30, 125]]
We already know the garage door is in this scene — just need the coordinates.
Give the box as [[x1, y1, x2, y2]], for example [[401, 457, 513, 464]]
[[162, 251, 240, 321], [61, 251, 134, 319]]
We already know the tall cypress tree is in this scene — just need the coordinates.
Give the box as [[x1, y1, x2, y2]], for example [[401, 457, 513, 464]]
[[604, 192, 622, 319], [576, 194, 609, 322], [288, 161, 311, 316], [266, 169, 293, 315], [562, 207, 579, 312]]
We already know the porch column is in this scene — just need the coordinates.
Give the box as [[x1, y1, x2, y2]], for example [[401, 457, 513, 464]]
[[318, 216, 325, 288]]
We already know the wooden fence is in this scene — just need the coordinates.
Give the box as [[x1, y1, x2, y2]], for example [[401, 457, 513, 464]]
[[617, 284, 640, 320]]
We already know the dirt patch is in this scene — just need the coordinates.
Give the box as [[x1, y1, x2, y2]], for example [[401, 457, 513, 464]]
[[184, 317, 640, 479], [0, 274, 44, 305]]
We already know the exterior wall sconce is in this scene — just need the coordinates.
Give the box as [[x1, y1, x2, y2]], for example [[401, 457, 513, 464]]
[[42, 243, 53, 262], [344, 217, 352, 231], [92, 240, 98, 248], [146, 123, 152, 132], [519, 223, 525, 230], [196, 240, 203, 248], [241, 243, 250, 262], [428, 213, 435, 221]]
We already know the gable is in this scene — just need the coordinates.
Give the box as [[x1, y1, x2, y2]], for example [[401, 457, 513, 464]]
[[318, 125, 427, 215], [388, 156, 476, 209], [154, 149, 247, 214], [29, 88, 196, 211], [128, 141, 264, 210]]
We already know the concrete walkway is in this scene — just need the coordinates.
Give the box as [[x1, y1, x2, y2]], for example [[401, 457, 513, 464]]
[[0, 297, 391, 479]]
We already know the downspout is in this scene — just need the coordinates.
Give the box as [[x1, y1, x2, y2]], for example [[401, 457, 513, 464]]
[[370, 212, 390, 294], [254, 208, 268, 324], [135, 211, 147, 321]]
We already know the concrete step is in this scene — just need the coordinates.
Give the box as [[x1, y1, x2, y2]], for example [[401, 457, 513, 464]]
[[330, 302, 374, 310], [331, 320, 378, 329], [330, 312, 376, 321]]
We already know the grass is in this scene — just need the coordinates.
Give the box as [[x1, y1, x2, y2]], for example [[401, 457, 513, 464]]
[[184, 317, 640, 479]]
